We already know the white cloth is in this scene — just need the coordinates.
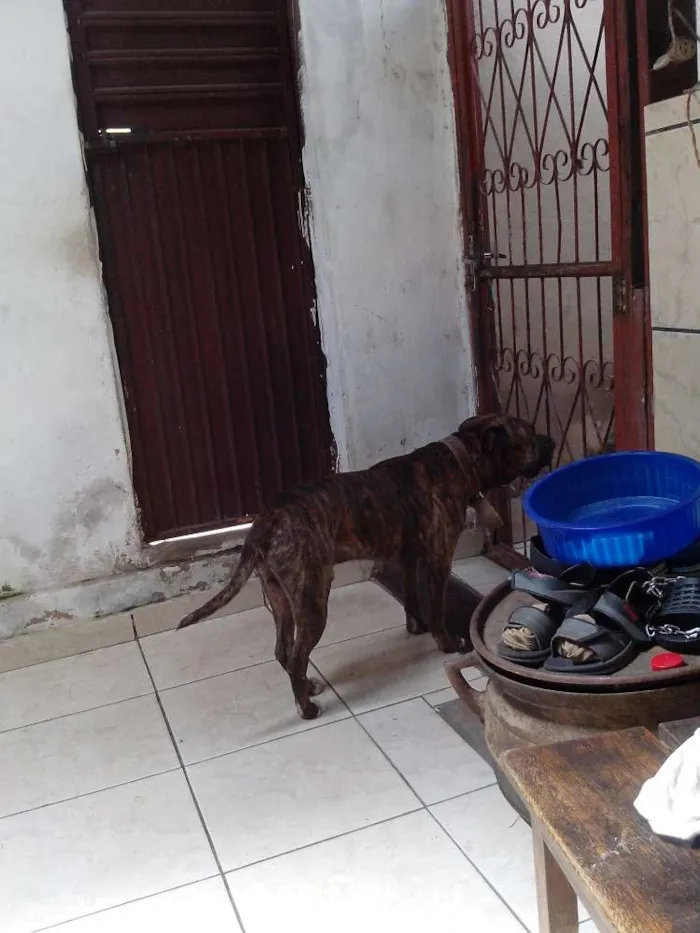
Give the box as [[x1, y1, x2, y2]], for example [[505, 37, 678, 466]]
[[634, 728, 700, 841]]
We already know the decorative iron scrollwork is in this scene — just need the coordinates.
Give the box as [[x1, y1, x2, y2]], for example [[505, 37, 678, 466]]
[[492, 345, 614, 464]]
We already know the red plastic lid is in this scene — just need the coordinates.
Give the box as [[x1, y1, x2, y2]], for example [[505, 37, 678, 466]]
[[651, 652, 686, 671]]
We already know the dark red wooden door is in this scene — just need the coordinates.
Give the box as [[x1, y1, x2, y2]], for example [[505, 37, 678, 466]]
[[448, 0, 651, 550], [65, 0, 333, 541]]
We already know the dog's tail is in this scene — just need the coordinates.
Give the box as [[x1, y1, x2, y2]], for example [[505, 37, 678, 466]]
[[177, 531, 263, 630]]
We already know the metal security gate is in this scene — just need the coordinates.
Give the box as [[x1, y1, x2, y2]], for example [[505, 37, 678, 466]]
[[448, 0, 651, 554], [64, 0, 333, 541]]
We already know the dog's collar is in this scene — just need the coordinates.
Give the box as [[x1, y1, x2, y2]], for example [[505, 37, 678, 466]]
[[439, 434, 481, 498], [440, 435, 504, 533]]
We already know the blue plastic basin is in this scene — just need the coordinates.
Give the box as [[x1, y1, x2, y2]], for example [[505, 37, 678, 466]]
[[523, 451, 700, 568]]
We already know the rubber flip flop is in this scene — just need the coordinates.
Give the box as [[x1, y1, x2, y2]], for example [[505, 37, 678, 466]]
[[646, 577, 700, 655]]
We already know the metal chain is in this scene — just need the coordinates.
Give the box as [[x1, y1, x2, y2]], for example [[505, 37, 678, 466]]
[[642, 575, 682, 600], [641, 572, 700, 640], [646, 622, 700, 641]]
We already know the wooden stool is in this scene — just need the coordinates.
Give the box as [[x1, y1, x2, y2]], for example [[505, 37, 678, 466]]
[[658, 715, 700, 751], [502, 727, 700, 933]]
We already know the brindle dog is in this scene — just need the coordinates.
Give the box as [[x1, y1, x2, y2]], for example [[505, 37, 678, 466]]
[[179, 414, 553, 719]]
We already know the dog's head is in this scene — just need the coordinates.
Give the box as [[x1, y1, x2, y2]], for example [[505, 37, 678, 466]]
[[456, 414, 554, 488]]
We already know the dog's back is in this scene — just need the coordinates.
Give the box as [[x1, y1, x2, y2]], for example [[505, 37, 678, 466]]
[[178, 441, 456, 629], [265, 442, 458, 563]]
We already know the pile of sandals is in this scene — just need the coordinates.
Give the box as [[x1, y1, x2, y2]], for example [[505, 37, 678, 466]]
[[497, 536, 700, 674]]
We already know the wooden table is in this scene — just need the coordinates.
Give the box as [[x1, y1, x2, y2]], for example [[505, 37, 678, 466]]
[[658, 715, 700, 751], [502, 728, 700, 933]]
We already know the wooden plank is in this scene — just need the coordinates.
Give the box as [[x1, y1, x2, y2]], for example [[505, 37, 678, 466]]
[[532, 825, 579, 933], [503, 728, 700, 933]]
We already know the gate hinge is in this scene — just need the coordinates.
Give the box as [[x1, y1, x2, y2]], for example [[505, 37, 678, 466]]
[[613, 276, 629, 316]]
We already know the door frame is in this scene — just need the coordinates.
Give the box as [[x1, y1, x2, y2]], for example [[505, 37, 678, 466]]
[[446, 0, 654, 562]]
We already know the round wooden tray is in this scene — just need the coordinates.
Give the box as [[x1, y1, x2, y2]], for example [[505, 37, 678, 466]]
[[470, 580, 700, 692]]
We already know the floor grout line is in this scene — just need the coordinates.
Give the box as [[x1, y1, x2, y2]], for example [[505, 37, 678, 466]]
[[153, 655, 279, 693], [224, 806, 426, 876], [426, 781, 499, 808], [334, 684, 479, 718], [0, 633, 136, 679], [354, 695, 497, 810], [149, 622, 409, 695], [181, 705, 353, 768], [33, 874, 222, 932], [0, 689, 155, 738], [0, 764, 182, 823], [351, 706, 432, 808], [417, 695, 502, 808], [425, 807, 531, 933], [0, 637, 139, 680], [133, 626, 249, 933], [314, 671, 498, 817]]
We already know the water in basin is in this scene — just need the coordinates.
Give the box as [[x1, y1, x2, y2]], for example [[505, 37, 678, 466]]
[[568, 495, 678, 528]]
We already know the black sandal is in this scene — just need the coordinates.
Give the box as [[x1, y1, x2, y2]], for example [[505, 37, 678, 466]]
[[497, 538, 610, 668], [544, 570, 653, 675], [646, 577, 700, 655], [528, 536, 617, 585]]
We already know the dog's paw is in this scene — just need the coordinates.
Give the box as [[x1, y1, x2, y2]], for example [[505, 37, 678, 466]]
[[307, 677, 324, 696], [405, 616, 428, 636], [435, 633, 462, 654], [297, 700, 322, 720]]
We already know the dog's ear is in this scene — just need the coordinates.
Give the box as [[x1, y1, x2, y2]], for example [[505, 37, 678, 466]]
[[482, 423, 510, 454], [457, 415, 488, 434]]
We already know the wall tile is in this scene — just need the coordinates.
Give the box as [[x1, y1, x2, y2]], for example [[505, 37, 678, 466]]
[[645, 94, 700, 135], [653, 330, 700, 459], [646, 123, 700, 330]]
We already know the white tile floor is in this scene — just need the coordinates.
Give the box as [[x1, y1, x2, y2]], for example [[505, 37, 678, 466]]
[[0, 557, 598, 933]]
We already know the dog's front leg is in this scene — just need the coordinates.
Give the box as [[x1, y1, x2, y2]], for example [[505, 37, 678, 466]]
[[424, 557, 461, 654], [403, 555, 429, 635]]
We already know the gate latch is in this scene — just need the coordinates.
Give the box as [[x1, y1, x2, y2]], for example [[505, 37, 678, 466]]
[[466, 236, 507, 291]]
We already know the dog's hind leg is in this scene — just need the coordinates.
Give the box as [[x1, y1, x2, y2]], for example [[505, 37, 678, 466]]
[[287, 566, 333, 720], [260, 570, 294, 673]]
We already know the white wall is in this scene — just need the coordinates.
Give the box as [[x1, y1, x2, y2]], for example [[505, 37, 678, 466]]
[[0, 0, 141, 597], [296, 0, 474, 470], [0, 0, 475, 609]]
